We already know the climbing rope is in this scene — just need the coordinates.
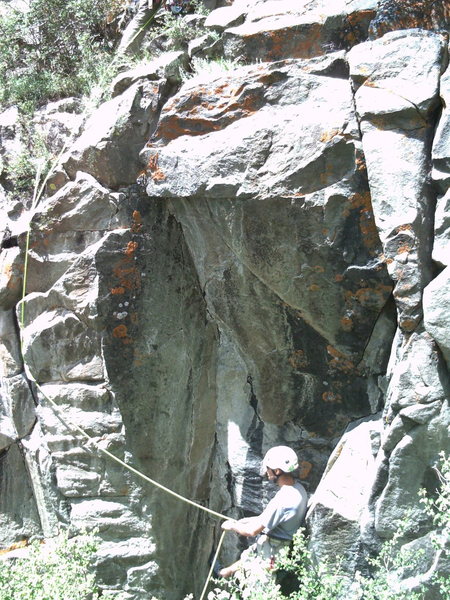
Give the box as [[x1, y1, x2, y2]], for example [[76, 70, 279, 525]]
[[18, 145, 228, 600], [28, 375, 229, 522], [199, 530, 226, 600], [16, 16, 231, 591]]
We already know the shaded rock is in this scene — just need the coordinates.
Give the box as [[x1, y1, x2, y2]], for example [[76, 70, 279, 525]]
[[374, 399, 450, 538], [423, 266, 450, 367], [96, 199, 218, 598], [20, 423, 64, 537], [0, 309, 22, 377], [384, 327, 448, 415], [349, 30, 446, 331], [62, 81, 167, 189], [369, 0, 450, 39], [398, 532, 449, 600], [0, 246, 23, 310], [95, 538, 157, 591], [0, 373, 36, 444], [69, 498, 152, 538], [432, 62, 450, 266], [188, 33, 223, 59], [0, 443, 42, 548], [19, 302, 104, 383], [167, 188, 391, 431]]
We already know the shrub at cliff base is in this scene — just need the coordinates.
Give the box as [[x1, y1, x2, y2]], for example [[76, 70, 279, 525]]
[[0, 533, 100, 600], [0, 0, 114, 112], [209, 452, 450, 600], [0, 454, 447, 599]]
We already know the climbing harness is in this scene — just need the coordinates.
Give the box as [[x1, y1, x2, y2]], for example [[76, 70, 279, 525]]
[[18, 152, 227, 599]]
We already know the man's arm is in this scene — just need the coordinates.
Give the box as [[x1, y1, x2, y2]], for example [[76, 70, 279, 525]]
[[221, 517, 265, 537]]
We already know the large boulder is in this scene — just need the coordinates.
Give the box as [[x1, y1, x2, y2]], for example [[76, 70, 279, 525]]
[[142, 55, 393, 432], [221, 0, 377, 62], [0, 246, 23, 310], [0, 443, 42, 548], [423, 266, 450, 368], [0, 309, 23, 377], [348, 30, 446, 331], [62, 81, 168, 189], [307, 414, 383, 573], [23, 171, 128, 293], [0, 373, 35, 448], [432, 60, 450, 266]]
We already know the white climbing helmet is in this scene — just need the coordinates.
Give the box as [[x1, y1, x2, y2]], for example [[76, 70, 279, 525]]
[[262, 446, 299, 473]]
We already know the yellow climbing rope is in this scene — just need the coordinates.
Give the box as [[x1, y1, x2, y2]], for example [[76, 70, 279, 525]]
[[199, 529, 226, 600]]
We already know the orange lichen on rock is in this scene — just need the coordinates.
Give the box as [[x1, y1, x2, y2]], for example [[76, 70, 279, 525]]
[[131, 210, 143, 233], [125, 241, 138, 257], [326, 345, 356, 374], [258, 22, 323, 61], [0, 540, 29, 555], [320, 129, 340, 143], [112, 242, 141, 294], [147, 153, 159, 171], [344, 283, 391, 310], [145, 152, 166, 181], [400, 317, 418, 332], [322, 391, 342, 403], [113, 262, 141, 291], [340, 316, 353, 331], [113, 324, 128, 338], [349, 192, 380, 251], [152, 169, 166, 181], [288, 349, 310, 370], [397, 243, 412, 254], [111, 286, 125, 295], [299, 460, 312, 479], [113, 324, 133, 345]]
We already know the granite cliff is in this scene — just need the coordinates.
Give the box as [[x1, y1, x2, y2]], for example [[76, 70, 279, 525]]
[[0, 0, 449, 598]]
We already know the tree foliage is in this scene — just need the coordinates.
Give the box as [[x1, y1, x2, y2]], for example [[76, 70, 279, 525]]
[[0, 533, 100, 600], [0, 0, 115, 111]]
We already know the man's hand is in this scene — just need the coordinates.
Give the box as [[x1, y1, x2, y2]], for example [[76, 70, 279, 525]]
[[221, 519, 237, 531], [221, 517, 264, 537]]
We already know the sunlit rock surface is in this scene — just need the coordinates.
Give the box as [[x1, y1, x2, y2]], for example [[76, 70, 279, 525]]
[[0, 0, 449, 598]]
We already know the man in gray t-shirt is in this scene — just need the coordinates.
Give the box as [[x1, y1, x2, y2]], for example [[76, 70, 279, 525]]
[[219, 446, 308, 579]]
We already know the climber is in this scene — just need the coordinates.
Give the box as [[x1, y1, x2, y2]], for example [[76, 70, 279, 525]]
[[219, 446, 308, 580], [117, 0, 164, 55]]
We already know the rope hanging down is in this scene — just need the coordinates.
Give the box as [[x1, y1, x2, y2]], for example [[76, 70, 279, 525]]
[[17, 62, 229, 599], [19, 148, 228, 523], [30, 377, 228, 522]]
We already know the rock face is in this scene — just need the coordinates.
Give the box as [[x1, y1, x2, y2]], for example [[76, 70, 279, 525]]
[[0, 1, 449, 598]]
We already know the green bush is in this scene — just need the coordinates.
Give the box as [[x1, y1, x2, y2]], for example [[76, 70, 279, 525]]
[[0, 532, 100, 600], [0, 0, 115, 112]]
